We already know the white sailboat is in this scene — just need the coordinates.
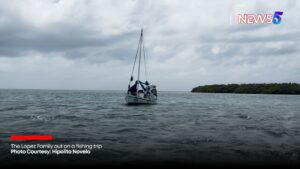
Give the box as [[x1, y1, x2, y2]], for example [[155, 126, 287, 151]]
[[125, 29, 157, 105]]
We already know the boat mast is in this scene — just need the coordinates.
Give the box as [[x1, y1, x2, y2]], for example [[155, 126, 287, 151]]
[[137, 29, 143, 96]]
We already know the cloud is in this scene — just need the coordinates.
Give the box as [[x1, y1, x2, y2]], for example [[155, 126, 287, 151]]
[[0, 0, 299, 91]]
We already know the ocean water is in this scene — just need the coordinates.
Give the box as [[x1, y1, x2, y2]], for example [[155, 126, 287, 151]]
[[0, 89, 299, 166]]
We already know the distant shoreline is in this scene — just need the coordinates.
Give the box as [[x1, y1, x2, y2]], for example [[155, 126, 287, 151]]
[[191, 83, 300, 95]]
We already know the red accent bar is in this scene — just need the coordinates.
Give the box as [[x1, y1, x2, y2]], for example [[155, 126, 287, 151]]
[[10, 135, 53, 141]]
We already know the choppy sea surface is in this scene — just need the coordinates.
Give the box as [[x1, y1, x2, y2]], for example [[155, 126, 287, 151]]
[[0, 89, 299, 166]]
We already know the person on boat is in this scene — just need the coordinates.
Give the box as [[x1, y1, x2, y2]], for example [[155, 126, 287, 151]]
[[152, 88, 157, 96], [128, 81, 138, 95], [138, 81, 150, 97], [145, 85, 150, 98], [139, 81, 146, 91], [128, 80, 150, 97]]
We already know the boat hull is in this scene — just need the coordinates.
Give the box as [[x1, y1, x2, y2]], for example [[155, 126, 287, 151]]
[[125, 95, 157, 105]]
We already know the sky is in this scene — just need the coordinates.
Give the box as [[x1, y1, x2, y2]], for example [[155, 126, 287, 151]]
[[0, 0, 299, 91]]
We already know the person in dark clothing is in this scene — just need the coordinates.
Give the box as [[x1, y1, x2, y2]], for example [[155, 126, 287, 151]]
[[139, 82, 146, 91], [128, 81, 138, 95], [128, 80, 150, 96]]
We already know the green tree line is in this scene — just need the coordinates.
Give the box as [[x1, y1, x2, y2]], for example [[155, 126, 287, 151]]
[[191, 83, 300, 94]]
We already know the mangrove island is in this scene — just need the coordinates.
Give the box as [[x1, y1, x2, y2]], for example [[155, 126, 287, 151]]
[[191, 83, 300, 94]]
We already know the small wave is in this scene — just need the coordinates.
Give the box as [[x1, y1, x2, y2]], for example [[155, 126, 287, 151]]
[[54, 114, 95, 122], [264, 130, 287, 138], [111, 127, 142, 134], [71, 124, 87, 127], [54, 114, 81, 120], [30, 115, 52, 122], [244, 126, 259, 130], [237, 114, 251, 119], [181, 137, 216, 145], [0, 106, 28, 112]]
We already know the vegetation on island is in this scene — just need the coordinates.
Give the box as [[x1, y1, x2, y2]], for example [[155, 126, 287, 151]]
[[191, 83, 300, 94]]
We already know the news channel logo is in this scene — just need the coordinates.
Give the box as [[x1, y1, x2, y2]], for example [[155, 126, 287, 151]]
[[237, 11, 283, 25]]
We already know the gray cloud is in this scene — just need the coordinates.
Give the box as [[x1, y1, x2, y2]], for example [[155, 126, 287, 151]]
[[0, 18, 137, 59], [0, 0, 299, 90]]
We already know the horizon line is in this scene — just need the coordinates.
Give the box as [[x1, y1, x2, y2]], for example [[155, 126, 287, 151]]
[[0, 88, 189, 92]]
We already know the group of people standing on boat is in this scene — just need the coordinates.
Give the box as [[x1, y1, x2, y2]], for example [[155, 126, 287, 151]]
[[128, 79, 157, 98]]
